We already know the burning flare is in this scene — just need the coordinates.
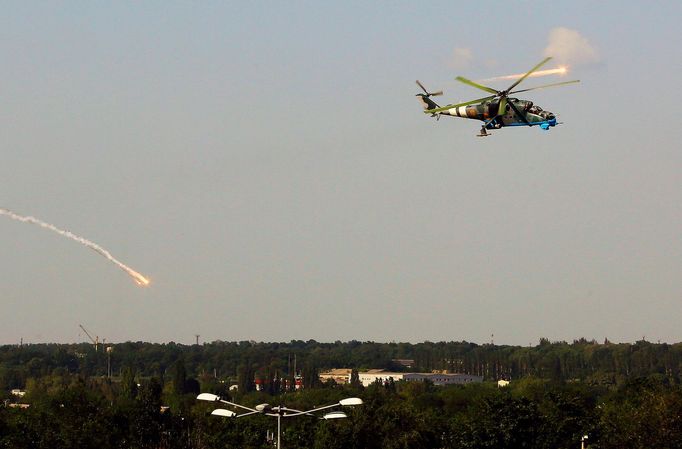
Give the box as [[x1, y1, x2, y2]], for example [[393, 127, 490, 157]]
[[480, 66, 568, 82], [1, 207, 150, 287]]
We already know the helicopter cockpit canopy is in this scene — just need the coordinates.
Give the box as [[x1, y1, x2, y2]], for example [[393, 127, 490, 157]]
[[529, 105, 545, 114]]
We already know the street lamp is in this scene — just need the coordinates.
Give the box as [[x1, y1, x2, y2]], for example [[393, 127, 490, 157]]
[[197, 393, 363, 449]]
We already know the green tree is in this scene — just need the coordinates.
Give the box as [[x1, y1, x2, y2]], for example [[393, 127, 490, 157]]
[[302, 360, 320, 389], [172, 359, 187, 395], [350, 368, 362, 389], [598, 379, 682, 449], [120, 365, 138, 401], [237, 363, 254, 393], [130, 377, 164, 449], [454, 392, 542, 449]]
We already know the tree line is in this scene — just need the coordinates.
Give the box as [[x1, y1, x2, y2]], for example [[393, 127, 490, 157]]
[[1, 365, 682, 448], [1, 338, 681, 390]]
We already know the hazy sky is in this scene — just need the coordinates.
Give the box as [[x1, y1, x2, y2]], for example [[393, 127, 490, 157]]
[[2, 1, 681, 345]]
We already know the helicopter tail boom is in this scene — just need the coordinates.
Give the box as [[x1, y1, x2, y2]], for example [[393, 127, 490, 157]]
[[416, 94, 439, 111]]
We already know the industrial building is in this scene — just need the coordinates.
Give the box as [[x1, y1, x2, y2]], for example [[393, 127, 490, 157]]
[[358, 370, 483, 387]]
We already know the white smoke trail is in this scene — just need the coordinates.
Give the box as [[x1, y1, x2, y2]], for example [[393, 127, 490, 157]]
[[1, 208, 150, 286], [480, 66, 568, 83]]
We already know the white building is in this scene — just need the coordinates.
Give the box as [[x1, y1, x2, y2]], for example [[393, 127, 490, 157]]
[[358, 370, 482, 387]]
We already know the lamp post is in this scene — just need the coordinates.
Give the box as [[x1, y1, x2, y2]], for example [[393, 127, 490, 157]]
[[106, 346, 113, 379], [197, 393, 362, 449], [581, 435, 589, 449]]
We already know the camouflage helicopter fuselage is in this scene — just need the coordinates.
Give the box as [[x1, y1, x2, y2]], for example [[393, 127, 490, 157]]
[[431, 98, 557, 130]]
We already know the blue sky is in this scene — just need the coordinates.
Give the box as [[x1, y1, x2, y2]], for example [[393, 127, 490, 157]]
[[1, 1, 681, 345]]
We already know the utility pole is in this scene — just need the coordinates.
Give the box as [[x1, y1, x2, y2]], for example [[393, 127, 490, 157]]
[[195, 334, 200, 346]]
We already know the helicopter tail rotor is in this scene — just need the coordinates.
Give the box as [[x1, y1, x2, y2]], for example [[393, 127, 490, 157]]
[[415, 80, 443, 98], [415, 80, 443, 115]]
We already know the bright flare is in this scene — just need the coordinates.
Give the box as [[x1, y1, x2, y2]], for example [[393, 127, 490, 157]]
[[1, 207, 151, 287], [480, 66, 569, 82], [134, 275, 151, 287]]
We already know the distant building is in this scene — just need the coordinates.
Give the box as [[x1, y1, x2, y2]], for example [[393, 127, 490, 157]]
[[319, 368, 352, 385], [358, 370, 482, 387]]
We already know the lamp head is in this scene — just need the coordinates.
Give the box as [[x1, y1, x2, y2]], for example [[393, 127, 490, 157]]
[[197, 393, 220, 402], [339, 397, 363, 406], [255, 403, 272, 412], [211, 409, 236, 417]]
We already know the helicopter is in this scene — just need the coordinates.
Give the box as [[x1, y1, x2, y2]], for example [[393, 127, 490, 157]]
[[416, 57, 579, 136]]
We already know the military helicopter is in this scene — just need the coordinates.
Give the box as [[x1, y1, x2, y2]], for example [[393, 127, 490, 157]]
[[416, 57, 579, 136]]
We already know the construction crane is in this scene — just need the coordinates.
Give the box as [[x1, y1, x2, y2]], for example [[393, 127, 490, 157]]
[[79, 324, 100, 352]]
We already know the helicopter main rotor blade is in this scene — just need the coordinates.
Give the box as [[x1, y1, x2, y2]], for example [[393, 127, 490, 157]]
[[508, 100, 531, 126], [424, 95, 496, 114], [415, 80, 429, 95], [504, 57, 552, 93], [455, 76, 499, 95], [509, 79, 580, 95], [497, 97, 507, 117]]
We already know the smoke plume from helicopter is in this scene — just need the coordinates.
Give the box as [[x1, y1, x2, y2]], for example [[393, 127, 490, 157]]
[[0, 208, 150, 287], [543, 27, 599, 66]]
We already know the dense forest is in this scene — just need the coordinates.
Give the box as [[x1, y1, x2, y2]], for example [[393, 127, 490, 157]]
[[1, 339, 682, 448]]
